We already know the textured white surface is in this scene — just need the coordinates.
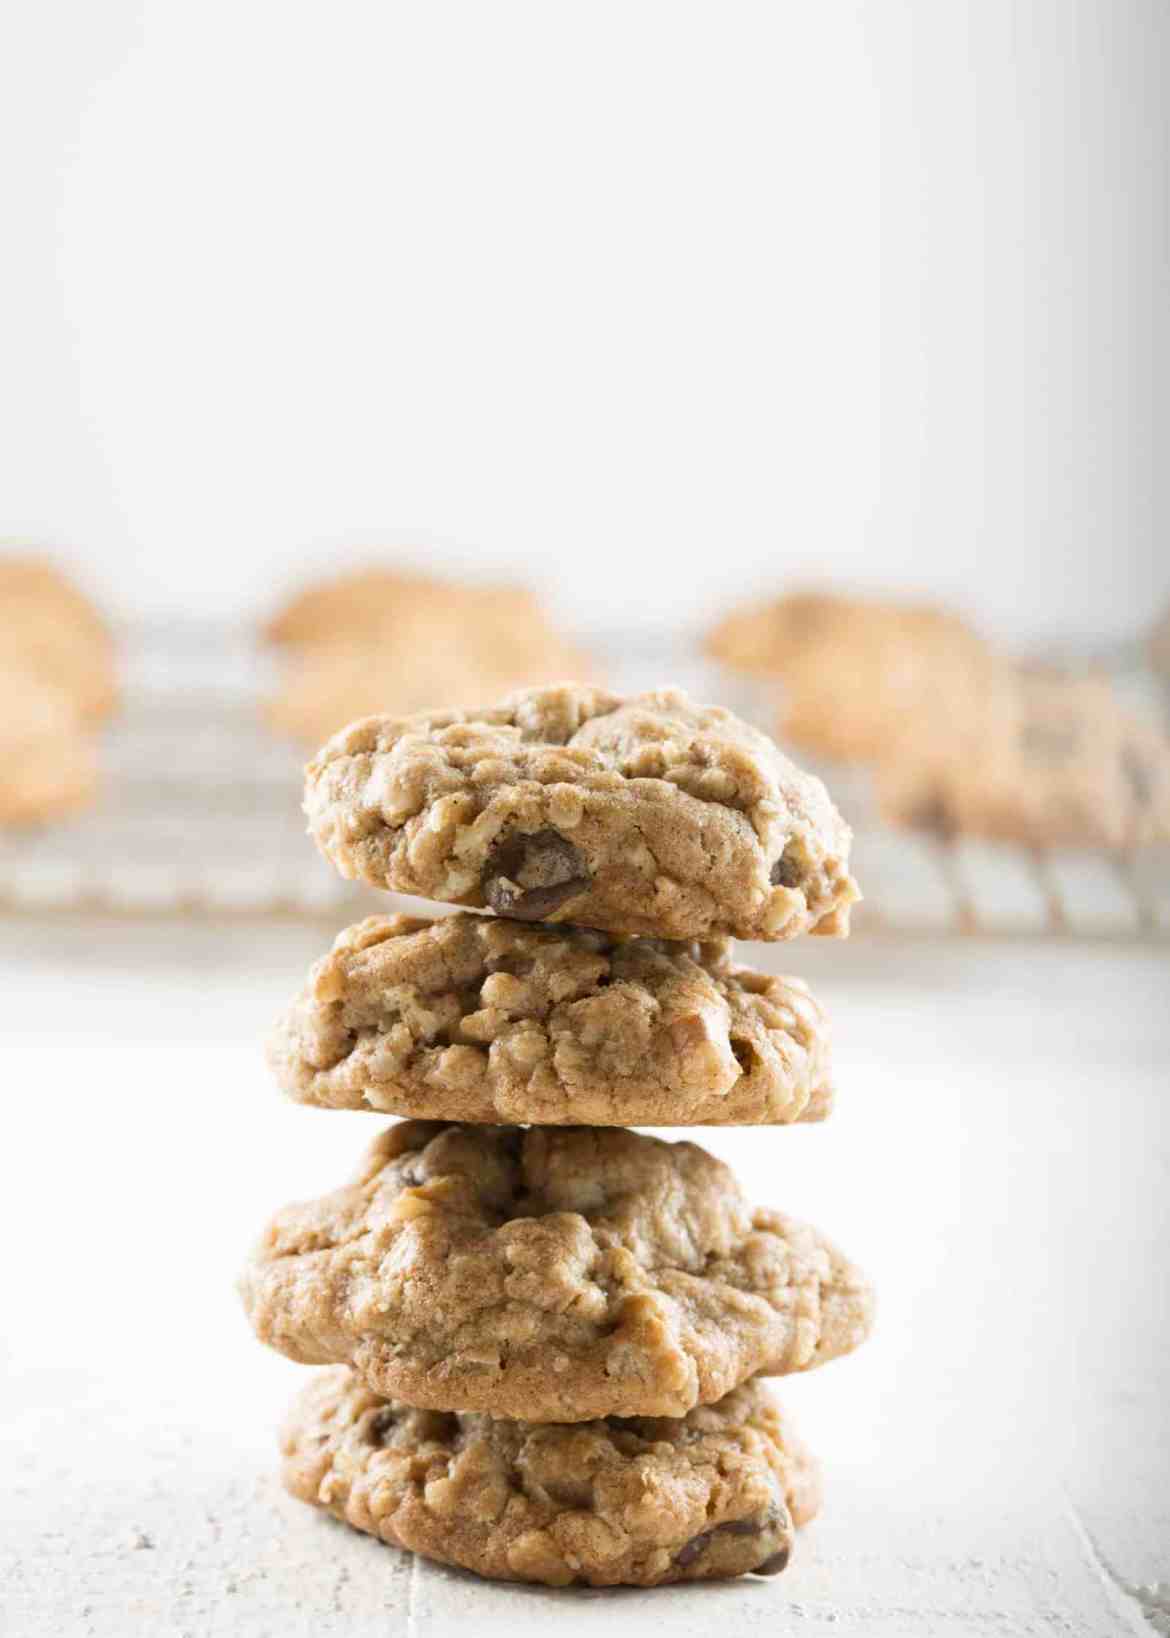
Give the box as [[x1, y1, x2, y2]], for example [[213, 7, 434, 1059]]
[[2, 919, 1167, 1635]]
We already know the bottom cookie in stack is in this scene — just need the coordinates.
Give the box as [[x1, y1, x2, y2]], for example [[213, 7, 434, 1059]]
[[281, 1367, 820, 1587]]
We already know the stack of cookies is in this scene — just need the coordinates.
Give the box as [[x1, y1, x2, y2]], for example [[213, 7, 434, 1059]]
[[240, 685, 874, 1588]]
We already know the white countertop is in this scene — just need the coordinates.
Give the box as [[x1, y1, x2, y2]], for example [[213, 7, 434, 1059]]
[[2, 917, 1167, 1636]]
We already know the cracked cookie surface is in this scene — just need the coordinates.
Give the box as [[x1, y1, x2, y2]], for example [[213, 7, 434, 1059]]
[[282, 1366, 819, 1587], [269, 913, 833, 1126], [239, 1121, 873, 1422], [304, 685, 858, 941]]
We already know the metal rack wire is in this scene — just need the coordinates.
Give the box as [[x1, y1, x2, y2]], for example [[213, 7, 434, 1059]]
[[0, 621, 1166, 939]]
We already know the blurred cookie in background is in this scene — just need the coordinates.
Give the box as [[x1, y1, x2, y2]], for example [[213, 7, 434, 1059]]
[[707, 587, 992, 764], [878, 667, 1170, 851], [777, 608, 994, 765], [265, 566, 448, 649], [0, 663, 99, 825], [0, 555, 118, 721], [265, 565, 595, 744]]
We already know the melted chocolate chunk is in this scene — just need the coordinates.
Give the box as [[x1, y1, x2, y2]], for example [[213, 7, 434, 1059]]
[[673, 1503, 790, 1571], [673, 1530, 714, 1569], [483, 829, 590, 921], [369, 1408, 399, 1441], [754, 1544, 791, 1576], [770, 841, 805, 889]]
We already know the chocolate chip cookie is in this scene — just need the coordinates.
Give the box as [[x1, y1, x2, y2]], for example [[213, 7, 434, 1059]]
[[269, 912, 833, 1127], [707, 588, 990, 764], [305, 685, 858, 941], [879, 668, 1170, 849], [266, 566, 451, 648], [282, 1366, 818, 1586], [265, 568, 594, 744], [267, 629, 591, 747], [239, 1121, 873, 1422]]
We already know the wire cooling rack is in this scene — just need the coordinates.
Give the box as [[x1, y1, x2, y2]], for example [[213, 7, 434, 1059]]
[[0, 621, 1166, 940]]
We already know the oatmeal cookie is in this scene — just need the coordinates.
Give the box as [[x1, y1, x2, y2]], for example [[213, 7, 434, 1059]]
[[0, 664, 98, 824], [266, 566, 451, 648], [267, 630, 591, 747], [266, 569, 594, 743], [879, 668, 1170, 849], [239, 1121, 874, 1422], [778, 615, 995, 765], [707, 589, 990, 764], [269, 913, 833, 1127], [304, 686, 858, 941], [281, 1366, 819, 1586], [0, 556, 117, 720]]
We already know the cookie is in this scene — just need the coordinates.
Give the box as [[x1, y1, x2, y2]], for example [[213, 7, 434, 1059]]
[[708, 589, 989, 764], [266, 570, 595, 744], [281, 1366, 818, 1587], [0, 664, 98, 825], [267, 629, 591, 747], [269, 912, 833, 1127], [879, 668, 1170, 850], [266, 567, 452, 648], [778, 616, 994, 766], [707, 588, 871, 677], [0, 556, 117, 721], [304, 685, 858, 941], [239, 1121, 874, 1422]]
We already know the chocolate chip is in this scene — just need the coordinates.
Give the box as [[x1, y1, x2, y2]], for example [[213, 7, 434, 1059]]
[[754, 1545, 790, 1576], [674, 1505, 788, 1569], [370, 1409, 399, 1441], [904, 792, 955, 837], [719, 1516, 767, 1537], [770, 841, 804, 890], [673, 1530, 713, 1568], [483, 829, 590, 922]]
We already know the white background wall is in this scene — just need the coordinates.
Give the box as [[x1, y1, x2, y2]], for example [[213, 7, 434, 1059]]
[[1, 0, 1166, 642]]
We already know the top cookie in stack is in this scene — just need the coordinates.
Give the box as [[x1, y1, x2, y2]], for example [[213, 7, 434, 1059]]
[[305, 684, 858, 942]]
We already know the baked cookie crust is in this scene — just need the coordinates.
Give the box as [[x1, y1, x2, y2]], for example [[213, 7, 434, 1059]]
[[281, 1366, 819, 1587], [304, 685, 858, 941], [240, 1121, 874, 1422], [269, 912, 834, 1127]]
